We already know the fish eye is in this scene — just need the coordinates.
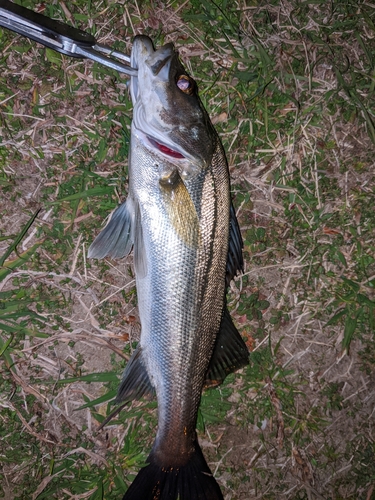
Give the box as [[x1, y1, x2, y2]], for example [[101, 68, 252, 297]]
[[176, 75, 194, 95]]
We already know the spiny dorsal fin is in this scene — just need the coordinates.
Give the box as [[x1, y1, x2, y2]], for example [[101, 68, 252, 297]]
[[226, 202, 244, 285]]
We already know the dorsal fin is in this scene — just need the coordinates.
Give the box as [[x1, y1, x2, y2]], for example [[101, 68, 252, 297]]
[[204, 306, 249, 388], [226, 202, 244, 285]]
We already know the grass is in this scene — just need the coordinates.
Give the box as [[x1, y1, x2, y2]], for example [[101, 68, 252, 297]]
[[1, 0, 375, 498]]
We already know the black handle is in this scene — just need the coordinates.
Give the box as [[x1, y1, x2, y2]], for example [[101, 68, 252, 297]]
[[0, 0, 96, 56]]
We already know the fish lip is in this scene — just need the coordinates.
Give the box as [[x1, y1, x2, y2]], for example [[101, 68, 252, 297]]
[[130, 37, 154, 104], [130, 36, 155, 70], [130, 36, 174, 104], [131, 36, 174, 74]]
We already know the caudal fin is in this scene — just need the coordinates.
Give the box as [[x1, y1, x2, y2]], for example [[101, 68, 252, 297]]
[[123, 441, 224, 500]]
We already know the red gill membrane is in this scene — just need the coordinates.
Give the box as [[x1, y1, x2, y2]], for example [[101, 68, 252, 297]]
[[148, 136, 185, 158]]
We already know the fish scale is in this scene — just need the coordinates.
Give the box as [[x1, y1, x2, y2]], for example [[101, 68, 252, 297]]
[[131, 140, 229, 454], [89, 35, 249, 500]]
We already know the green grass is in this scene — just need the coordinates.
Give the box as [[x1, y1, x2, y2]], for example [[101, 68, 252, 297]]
[[1, 0, 375, 498]]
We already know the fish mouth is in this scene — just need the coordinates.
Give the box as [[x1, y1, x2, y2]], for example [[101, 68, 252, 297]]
[[131, 36, 173, 73], [130, 36, 174, 105]]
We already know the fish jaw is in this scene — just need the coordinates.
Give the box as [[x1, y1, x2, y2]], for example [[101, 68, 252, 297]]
[[129, 35, 217, 170]]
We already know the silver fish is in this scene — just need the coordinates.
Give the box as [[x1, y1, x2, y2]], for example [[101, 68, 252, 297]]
[[89, 35, 248, 500]]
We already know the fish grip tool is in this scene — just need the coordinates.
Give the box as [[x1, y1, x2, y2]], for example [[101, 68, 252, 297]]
[[0, 0, 137, 76]]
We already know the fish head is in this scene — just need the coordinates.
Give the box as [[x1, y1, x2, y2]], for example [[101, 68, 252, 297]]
[[130, 35, 216, 172]]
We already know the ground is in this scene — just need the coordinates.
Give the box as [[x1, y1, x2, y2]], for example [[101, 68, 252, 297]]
[[0, 1, 375, 499]]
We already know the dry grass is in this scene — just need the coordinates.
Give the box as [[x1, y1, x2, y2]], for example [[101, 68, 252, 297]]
[[1, 0, 375, 499]]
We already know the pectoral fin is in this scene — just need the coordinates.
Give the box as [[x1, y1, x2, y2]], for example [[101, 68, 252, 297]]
[[88, 199, 134, 259], [159, 167, 200, 248]]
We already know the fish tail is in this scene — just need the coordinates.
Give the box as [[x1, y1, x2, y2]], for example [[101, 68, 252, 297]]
[[123, 440, 224, 500]]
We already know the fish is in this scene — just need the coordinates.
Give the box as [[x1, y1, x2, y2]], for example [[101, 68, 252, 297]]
[[88, 35, 248, 500]]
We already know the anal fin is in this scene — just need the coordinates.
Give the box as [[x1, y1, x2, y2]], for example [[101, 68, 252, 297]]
[[115, 345, 154, 403], [204, 307, 249, 388], [98, 346, 154, 430]]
